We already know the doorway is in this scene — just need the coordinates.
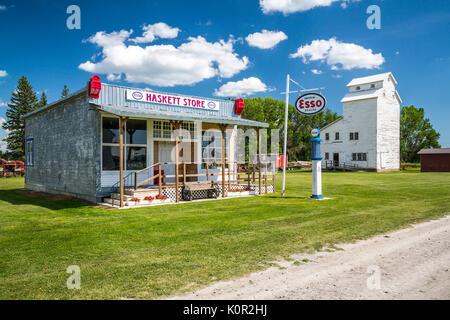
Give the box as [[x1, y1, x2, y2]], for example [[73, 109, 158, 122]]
[[155, 141, 198, 183], [333, 153, 339, 165]]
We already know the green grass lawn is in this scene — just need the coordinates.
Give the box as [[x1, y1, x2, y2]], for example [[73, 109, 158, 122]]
[[0, 171, 449, 299]]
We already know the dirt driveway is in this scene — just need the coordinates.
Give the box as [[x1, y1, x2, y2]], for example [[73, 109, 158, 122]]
[[171, 215, 450, 300]]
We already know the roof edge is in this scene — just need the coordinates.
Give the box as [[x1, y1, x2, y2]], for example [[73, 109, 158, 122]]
[[93, 103, 269, 128], [320, 116, 343, 131], [23, 86, 87, 119]]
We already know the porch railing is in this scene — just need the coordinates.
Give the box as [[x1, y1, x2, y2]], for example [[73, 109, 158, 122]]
[[323, 160, 359, 171], [112, 160, 277, 204]]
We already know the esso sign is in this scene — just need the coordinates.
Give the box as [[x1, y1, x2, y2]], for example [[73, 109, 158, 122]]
[[311, 128, 320, 137], [295, 92, 326, 115]]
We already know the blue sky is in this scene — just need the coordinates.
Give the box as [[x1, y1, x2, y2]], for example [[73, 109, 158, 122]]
[[0, 0, 449, 149]]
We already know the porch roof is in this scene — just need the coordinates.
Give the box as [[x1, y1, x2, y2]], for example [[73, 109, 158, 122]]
[[92, 103, 269, 128]]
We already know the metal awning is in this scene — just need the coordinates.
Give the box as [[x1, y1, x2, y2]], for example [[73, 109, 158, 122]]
[[92, 103, 269, 128]]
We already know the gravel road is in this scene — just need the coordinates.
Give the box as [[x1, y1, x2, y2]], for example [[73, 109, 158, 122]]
[[171, 215, 450, 300]]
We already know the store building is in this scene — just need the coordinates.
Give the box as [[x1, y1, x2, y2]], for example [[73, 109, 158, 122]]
[[321, 72, 402, 171], [23, 76, 273, 206]]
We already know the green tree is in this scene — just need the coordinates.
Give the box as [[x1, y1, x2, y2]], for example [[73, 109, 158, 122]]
[[37, 91, 48, 108], [61, 85, 70, 98], [400, 105, 440, 163], [242, 97, 339, 161], [2, 76, 39, 160]]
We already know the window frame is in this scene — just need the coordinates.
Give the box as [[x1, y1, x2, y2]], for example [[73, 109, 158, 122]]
[[101, 116, 147, 171], [201, 130, 227, 169], [335, 132, 340, 140], [153, 120, 196, 142], [349, 132, 354, 140], [25, 137, 34, 167], [325, 133, 329, 141]]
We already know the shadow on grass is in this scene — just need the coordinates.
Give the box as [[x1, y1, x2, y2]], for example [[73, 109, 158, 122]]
[[264, 195, 313, 200], [0, 188, 91, 210]]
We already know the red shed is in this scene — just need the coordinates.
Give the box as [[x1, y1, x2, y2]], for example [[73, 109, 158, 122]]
[[418, 148, 450, 172]]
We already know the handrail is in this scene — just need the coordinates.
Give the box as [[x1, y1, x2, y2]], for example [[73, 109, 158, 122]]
[[135, 162, 162, 175], [110, 158, 277, 203]]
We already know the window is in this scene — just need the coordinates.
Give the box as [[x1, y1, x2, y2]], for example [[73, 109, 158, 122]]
[[102, 146, 121, 170], [352, 153, 367, 161], [126, 147, 146, 170], [325, 133, 329, 141], [26, 138, 34, 166], [153, 120, 195, 140], [102, 118, 120, 143], [180, 122, 195, 140], [202, 130, 227, 169], [350, 132, 359, 140], [356, 86, 361, 90], [163, 121, 172, 139], [325, 152, 329, 160], [125, 119, 147, 170], [102, 117, 147, 171], [153, 121, 162, 138], [335, 132, 340, 140], [126, 119, 147, 145], [371, 84, 375, 89]]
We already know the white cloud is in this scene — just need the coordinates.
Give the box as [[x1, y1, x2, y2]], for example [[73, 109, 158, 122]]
[[290, 37, 384, 70], [246, 30, 287, 49], [0, 5, 7, 11], [214, 77, 269, 97], [260, 0, 354, 14], [395, 51, 400, 55], [311, 69, 322, 74], [131, 22, 180, 44], [0, 70, 7, 77], [0, 141, 7, 153], [79, 30, 249, 87], [107, 73, 122, 81], [0, 117, 9, 135], [0, 100, 7, 107], [341, 0, 359, 9]]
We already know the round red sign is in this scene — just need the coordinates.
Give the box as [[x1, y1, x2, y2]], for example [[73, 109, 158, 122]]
[[295, 92, 326, 115]]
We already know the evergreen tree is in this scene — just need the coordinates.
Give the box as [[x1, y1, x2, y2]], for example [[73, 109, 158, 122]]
[[38, 91, 48, 108], [61, 85, 70, 98], [2, 76, 39, 159]]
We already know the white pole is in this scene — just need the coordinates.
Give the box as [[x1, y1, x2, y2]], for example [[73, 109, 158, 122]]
[[281, 74, 289, 196], [311, 159, 322, 198]]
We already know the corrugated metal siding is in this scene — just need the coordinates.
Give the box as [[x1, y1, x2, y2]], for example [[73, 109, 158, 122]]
[[90, 83, 236, 119]]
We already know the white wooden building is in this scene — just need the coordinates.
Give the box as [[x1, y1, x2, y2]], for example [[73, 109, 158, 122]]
[[321, 72, 402, 171]]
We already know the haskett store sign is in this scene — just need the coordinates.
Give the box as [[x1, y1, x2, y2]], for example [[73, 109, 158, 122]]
[[126, 89, 220, 111]]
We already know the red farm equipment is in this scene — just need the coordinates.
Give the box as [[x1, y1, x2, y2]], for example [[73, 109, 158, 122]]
[[0, 158, 25, 177]]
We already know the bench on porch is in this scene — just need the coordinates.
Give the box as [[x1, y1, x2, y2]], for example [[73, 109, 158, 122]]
[[181, 181, 220, 201]]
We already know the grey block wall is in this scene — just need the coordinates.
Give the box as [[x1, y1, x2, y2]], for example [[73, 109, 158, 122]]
[[25, 92, 102, 203]]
